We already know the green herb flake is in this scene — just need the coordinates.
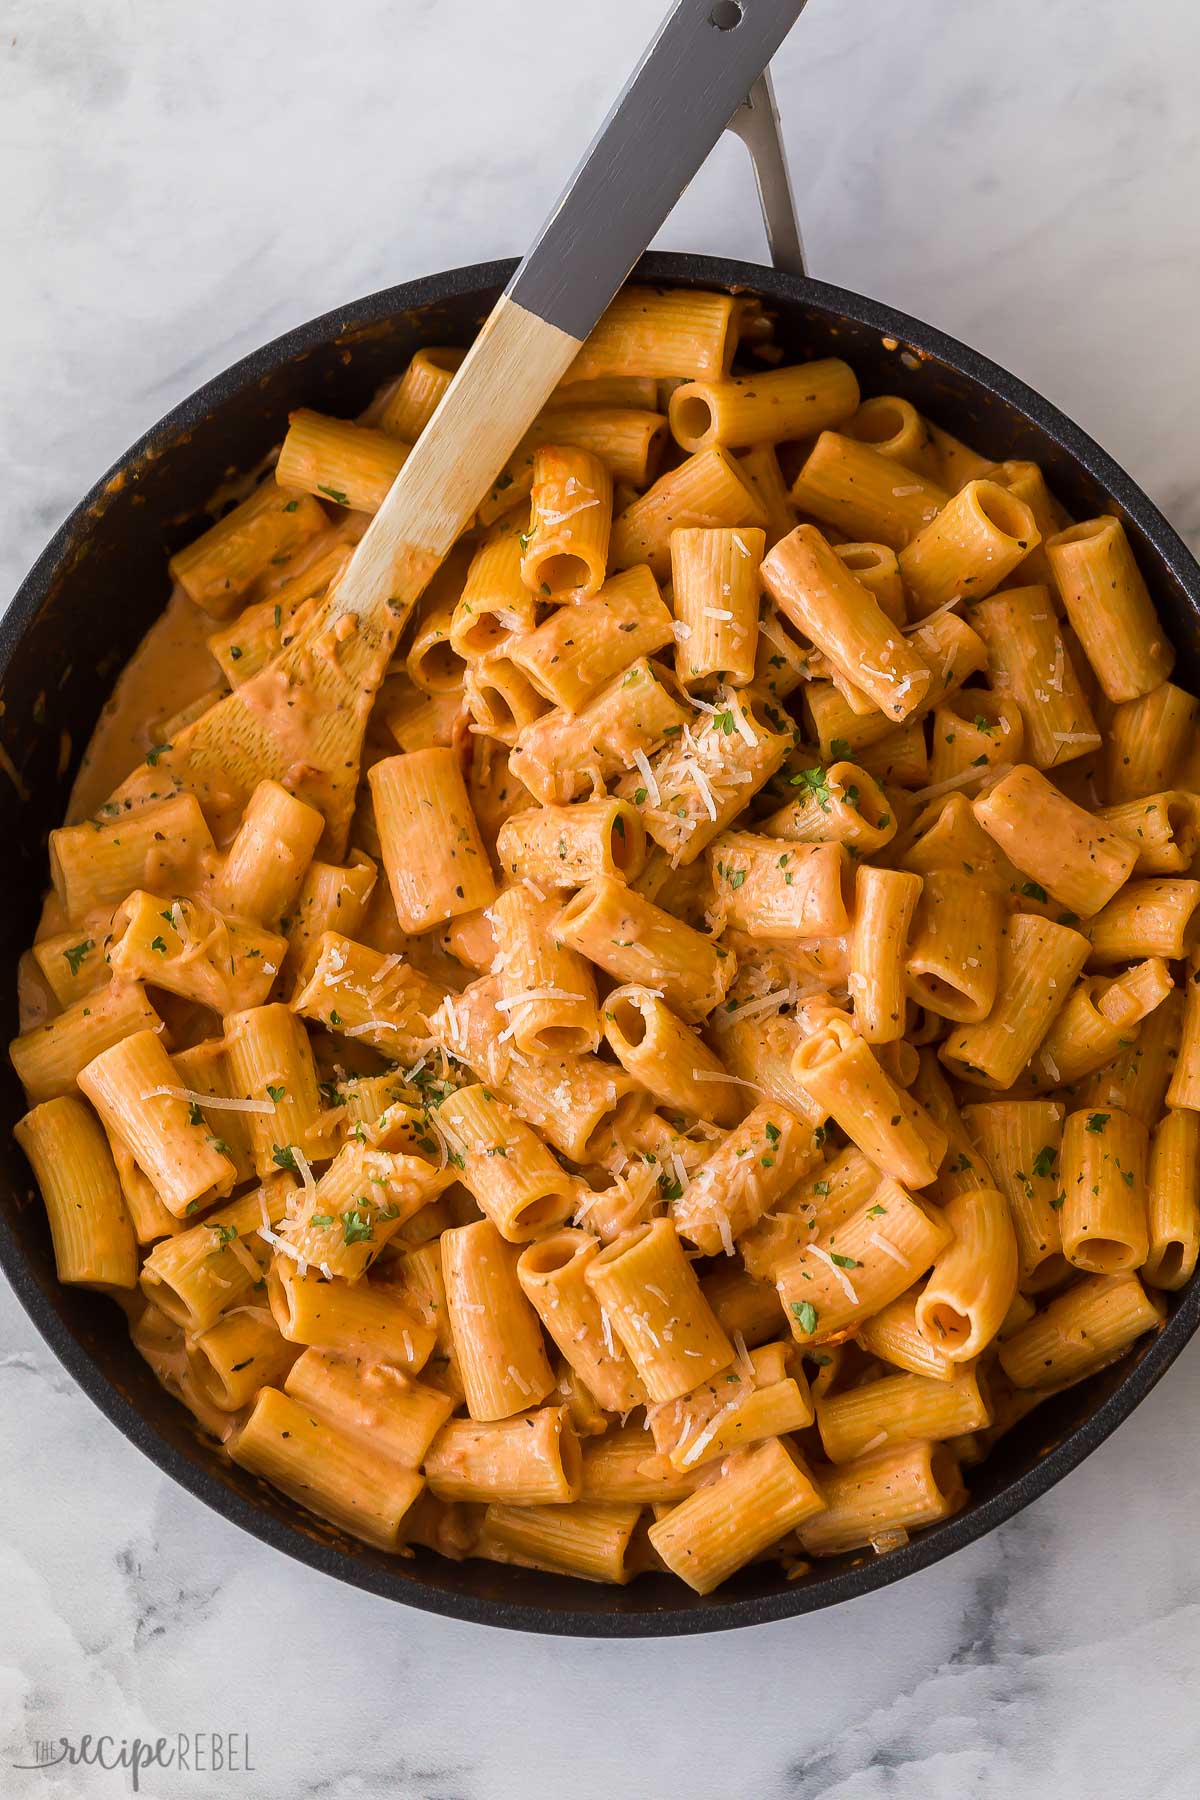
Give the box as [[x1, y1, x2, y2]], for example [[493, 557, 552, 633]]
[[791, 1300, 819, 1334], [790, 766, 832, 812], [63, 939, 94, 977]]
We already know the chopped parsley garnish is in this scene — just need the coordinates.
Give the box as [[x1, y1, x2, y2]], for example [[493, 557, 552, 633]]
[[342, 1206, 375, 1246], [265, 1083, 287, 1103], [1032, 1145, 1056, 1178], [829, 1252, 860, 1269], [272, 1144, 298, 1171], [790, 766, 832, 812], [317, 484, 349, 506], [145, 742, 172, 767], [791, 1300, 819, 1334], [149, 935, 168, 955], [1085, 1113, 1110, 1134], [63, 939, 93, 977], [1021, 881, 1048, 903]]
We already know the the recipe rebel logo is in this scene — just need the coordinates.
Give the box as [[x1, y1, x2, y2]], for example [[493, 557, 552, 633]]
[[11, 1731, 255, 1791]]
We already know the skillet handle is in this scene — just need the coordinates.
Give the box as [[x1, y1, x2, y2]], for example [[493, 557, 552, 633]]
[[508, 0, 811, 340]]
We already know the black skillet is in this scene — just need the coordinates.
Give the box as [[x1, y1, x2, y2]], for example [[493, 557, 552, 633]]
[[2, 0, 1199, 1635]]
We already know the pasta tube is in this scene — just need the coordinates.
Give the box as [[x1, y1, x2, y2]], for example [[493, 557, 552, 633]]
[[764, 760, 897, 857], [15, 1095, 137, 1290], [78, 1029, 237, 1218], [998, 1272, 1164, 1389], [915, 1186, 1018, 1359], [1060, 1106, 1149, 1273], [799, 1442, 966, 1556], [224, 1003, 327, 1177], [269, 1260, 435, 1368], [211, 779, 324, 927], [230, 1387, 424, 1552], [10, 979, 162, 1106], [555, 874, 735, 1022], [962, 1100, 1070, 1293], [290, 932, 443, 1066], [495, 797, 647, 890], [672, 1103, 821, 1255], [438, 1083, 577, 1241], [108, 891, 286, 1015], [168, 479, 326, 617], [617, 686, 792, 866], [425, 1406, 582, 1504], [1085, 879, 1200, 966], [369, 748, 497, 933], [1095, 792, 1200, 875], [817, 1365, 990, 1464], [442, 1219, 555, 1420], [489, 883, 599, 1057], [790, 1014, 947, 1188], [584, 1217, 734, 1401], [516, 1230, 645, 1411], [668, 358, 859, 451], [379, 345, 465, 440], [670, 526, 764, 688], [609, 446, 766, 577], [775, 1179, 952, 1343], [188, 1309, 298, 1413], [857, 1287, 958, 1382], [848, 865, 923, 1043], [648, 1437, 825, 1594], [970, 585, 1101, 770], [520, 444, 612, 599], [601, 985, 745, 1127], [511, 656, 689, 805], [898, 478, 1039, 617], [1102, 681, 1197, 803], [904, 869, 1002, 1024], [50, 791, 215, 922], [567, 287, 742, 382], [284, 1348, 453, 1465], [1143, 1109, 1200, 1290], [762, 525, 933, 722], [507, 566, 672, 712], [276, 409, 410, 515], [789, 431, 948, 550], [1045, 515, 1174, 701], [940, 914, 1090, 1090], [973, 765, 1136, 918], [474, 1500, 641, 1585]]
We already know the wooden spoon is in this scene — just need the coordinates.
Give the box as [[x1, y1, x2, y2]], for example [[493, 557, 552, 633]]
[[115, 0, 809, 856]]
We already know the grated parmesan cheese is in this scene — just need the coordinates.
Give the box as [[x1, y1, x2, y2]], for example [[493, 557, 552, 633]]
[[142, 1085, 274, 1114], [805, 1242, 859, 1305], [632, 747, 660, 807]]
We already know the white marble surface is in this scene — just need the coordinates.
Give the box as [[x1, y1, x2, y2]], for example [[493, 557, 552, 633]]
[[3, 1, 1200, 1794]]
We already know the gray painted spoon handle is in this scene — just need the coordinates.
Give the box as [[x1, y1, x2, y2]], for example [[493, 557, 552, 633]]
[[509, 0, 810, 340]]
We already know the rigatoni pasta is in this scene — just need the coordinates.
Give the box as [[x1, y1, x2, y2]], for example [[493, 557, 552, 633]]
[[11, 284, 1187, 1595]]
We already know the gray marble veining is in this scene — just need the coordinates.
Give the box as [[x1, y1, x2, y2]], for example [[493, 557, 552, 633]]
[[3, 2, 1200, 1794]]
